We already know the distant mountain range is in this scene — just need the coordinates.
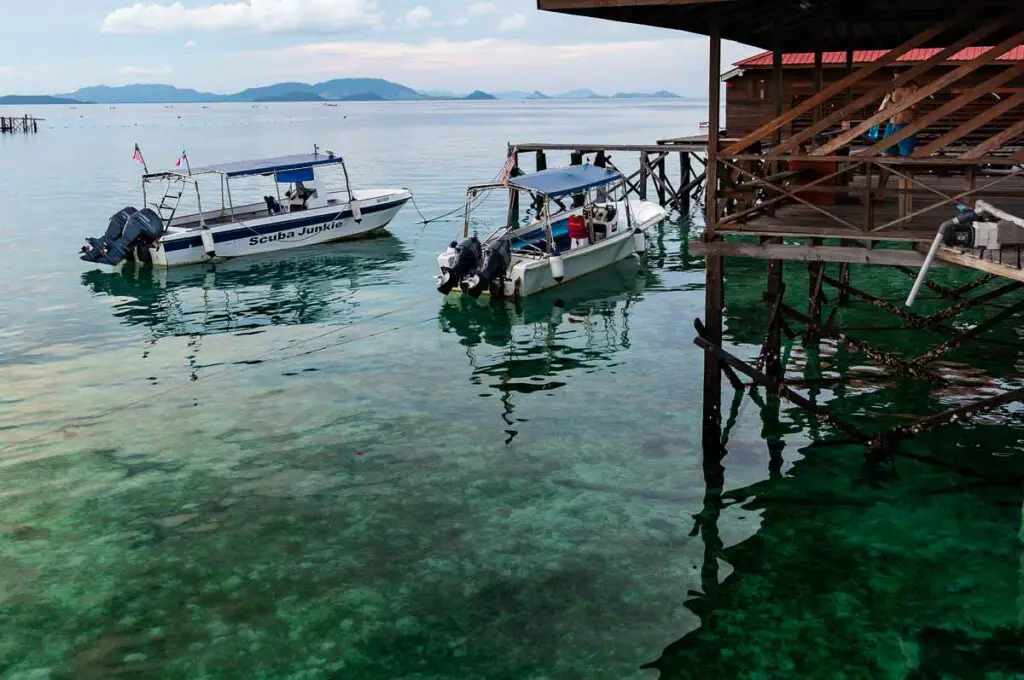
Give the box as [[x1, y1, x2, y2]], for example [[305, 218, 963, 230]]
[[0, 79, 679, 105]]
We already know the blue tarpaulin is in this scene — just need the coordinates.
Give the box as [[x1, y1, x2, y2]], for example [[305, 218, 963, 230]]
[[189, 153, 343, 178], [508, 165, 622, 198]]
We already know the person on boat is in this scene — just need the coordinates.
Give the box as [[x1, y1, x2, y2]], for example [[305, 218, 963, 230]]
[[568, 214, 589, 249]]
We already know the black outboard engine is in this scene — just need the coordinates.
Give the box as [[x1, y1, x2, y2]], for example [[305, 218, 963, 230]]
[[81, 207, 137, 263], [438, 235, 482, 294], [81, 208, 165, 266], [467, 238, 511, 299]]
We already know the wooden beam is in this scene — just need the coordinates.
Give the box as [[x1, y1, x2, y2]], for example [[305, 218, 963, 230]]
[[719, 5, 983, 156], [931, 245, 1024, 281], [539, 0, 729, 8], [915, 92, 1024, 156], [961, 117, 1024, 159], [814, 29, 1024, 156], [857, 62, 1024, 157], [813, 50, 823, 123], [772, 46, 783, 147], [773, 18, 1008, 155], [706, 18, 721, 230], [692, 241, 950, 267]]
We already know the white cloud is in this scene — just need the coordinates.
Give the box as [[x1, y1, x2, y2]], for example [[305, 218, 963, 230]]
[[498, 13, 526, 31], [467, 2, 494, 15], [268, 38, 682, 88], [119, 65, 174, 75], [0, 66, 13, 78], [101, 0, 383, 35], [184, 39, 198, 47], [404, 5, 431, 27]]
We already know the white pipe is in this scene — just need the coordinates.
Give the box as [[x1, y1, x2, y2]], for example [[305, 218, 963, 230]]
[[975, 200, 1024, 229], [905, 221, 951, 307]]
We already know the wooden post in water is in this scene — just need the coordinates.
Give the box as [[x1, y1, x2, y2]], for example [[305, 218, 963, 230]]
[[702, 15, 724, 453], [570, 150, 585, 207], [765, 249, 784, 381], [509, 144, 520, 226], [638, 151, 649, 201], [680, 152, 692, 215], [656, 155, 667, 205]]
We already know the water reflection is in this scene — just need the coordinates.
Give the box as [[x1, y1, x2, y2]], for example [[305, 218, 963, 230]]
[[439, 258, 658, 443], [80, 237, 410, 337]]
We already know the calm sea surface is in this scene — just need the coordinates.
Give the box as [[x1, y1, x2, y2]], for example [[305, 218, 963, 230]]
[[0, 101, 1021, 679]]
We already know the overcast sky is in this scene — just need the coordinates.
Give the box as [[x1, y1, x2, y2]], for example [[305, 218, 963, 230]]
[[0, 0, 758, 95]]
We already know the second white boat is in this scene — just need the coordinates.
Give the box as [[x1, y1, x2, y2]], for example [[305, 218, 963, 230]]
[[436, 164, 666, 300]]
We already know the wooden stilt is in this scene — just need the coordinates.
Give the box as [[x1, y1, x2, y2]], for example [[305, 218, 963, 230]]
[[765, 247, 784, 381], [807, 238, 825, 340], [702, 15, 723, 452], [569, 150, 585, 208], [656, 154, 667, 205], [638, 151, 649, 201], [680, 152, 692, 215], [535, 150, 547, 172]]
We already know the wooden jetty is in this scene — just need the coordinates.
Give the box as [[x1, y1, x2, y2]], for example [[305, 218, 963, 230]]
[[0, 115, 41, 134], [539, 0, 1024, 458], [508, 139, 711, 217]]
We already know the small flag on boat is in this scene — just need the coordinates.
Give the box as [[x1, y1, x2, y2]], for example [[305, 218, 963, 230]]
[[132, 143, 145, 165], [176, 146, 188, 168], [501, 150, 518, 187]]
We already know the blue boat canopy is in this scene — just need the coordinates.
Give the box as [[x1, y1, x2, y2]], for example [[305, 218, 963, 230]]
[[509, 165, 622, 198], [188, 153, 343, 179]]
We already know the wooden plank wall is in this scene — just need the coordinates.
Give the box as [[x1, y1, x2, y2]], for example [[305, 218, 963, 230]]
[[726, 65, 1024, 150]]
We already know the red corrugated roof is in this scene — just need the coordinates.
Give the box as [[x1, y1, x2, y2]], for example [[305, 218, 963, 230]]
[[734, 47, 1024, 68]]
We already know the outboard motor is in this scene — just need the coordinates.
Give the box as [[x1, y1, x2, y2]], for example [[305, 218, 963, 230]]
[[467, 238, 511, 299], [438, 235, 482, 294], [82, 208, 166, 266], [80, 207, 137, 263]]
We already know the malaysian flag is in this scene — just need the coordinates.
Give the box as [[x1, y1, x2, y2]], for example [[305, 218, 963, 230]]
[[132, 143, 148, 173], [500, 149, 518, 187]]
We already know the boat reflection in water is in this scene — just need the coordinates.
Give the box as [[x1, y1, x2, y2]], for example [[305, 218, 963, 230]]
[[438, 258, 657, 443], [81, 237, 411, 337]]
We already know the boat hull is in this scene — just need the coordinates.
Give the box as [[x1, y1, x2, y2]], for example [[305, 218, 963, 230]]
[[147, 190, 410, 267], [513, 226, 638, 297]]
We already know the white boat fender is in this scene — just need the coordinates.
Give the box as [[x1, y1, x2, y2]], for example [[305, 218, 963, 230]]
[[350, 199, 363, 223], [632, 228, 646, 254], [549, 250, 565, 282], [200, 226, 216, 258]]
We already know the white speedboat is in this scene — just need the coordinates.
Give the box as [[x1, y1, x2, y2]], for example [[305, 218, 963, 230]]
[[80, 150, 410, 267], [436, 164, 666, 300]]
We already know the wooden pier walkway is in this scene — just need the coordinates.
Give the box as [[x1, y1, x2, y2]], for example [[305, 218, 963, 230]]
[[1, 115, 41, 134]]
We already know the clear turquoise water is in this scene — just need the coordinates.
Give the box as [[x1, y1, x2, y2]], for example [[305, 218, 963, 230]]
[[0, 101, 1022, 679]]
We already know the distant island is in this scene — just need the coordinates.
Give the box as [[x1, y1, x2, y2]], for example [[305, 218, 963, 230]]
[[0, 79, 682, 105], [0, 95, 83, 105]]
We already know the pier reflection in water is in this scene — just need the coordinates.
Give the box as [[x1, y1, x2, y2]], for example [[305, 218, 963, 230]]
[[644, 253, 1024, 678], [439, 258, 656, 444]]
